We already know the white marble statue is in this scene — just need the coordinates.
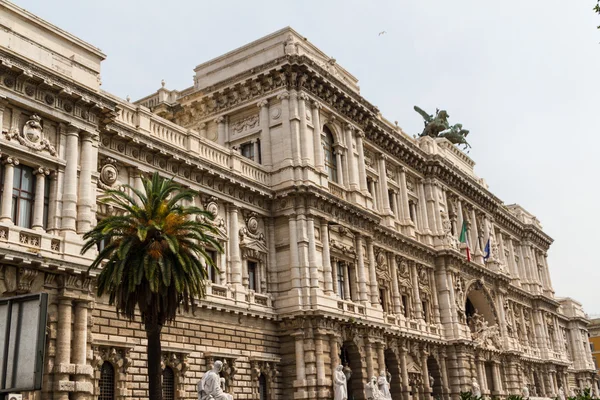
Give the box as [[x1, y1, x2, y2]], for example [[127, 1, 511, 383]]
[[366, 376, 383, 400], [522, 384, 530, 399], [198, 360, 233, 400], [429, 373, 435, 390], [334, 365, 348, 400], [471, 377, 481, 398], [558, 385, 566, 400], [378, 371, 392, 399]]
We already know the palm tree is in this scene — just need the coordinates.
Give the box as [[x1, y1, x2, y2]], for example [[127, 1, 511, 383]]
[[82, 172, 222, 400]]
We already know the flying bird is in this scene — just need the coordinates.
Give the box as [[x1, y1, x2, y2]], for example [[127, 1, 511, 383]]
[[378, 31, 387, 36]]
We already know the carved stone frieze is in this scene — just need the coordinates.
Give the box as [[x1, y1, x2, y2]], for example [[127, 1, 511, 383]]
[[2, 114, 57, 156]]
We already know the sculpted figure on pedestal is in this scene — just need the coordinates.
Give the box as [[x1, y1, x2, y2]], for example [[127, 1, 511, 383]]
[[522, 384, 530, 399], [413, 106, 471, 149], [199, 360, 233, 400], [471, 377, 481, 398], [378, 371, 392, 399], [366, 376, 383, 400], [334, 365, 348, 400], [558, 385, 566, 400]]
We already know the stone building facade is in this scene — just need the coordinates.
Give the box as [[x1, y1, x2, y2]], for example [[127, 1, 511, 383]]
[[0, 2, 595, 400]]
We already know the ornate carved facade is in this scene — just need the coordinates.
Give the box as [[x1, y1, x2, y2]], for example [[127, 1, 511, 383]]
[[0, 3, 595, 399]]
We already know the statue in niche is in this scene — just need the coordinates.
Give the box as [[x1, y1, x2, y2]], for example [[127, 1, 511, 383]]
[[429, 373, 434, 390], [378, 371, 392, 399], [198, 360, 233, 400], [333, 365, 348, 400]]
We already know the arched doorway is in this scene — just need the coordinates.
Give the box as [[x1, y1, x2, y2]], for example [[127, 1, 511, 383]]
[[385, 349, 403, 400], [427, 355, 443, 400], [341, 342, 366, 400]]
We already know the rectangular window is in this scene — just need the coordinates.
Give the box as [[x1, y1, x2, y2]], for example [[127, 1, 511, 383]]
[[388, 190, 395, 215], [402, 295, 409, 318], [240, 142, 254, 161], [337, 262, 345, 299], [248, 260, 257, 291], [409, 200, 416, 222], [12, 165, 35, 228], [591, 343, 596, 352], [207, 250, 218, 283]]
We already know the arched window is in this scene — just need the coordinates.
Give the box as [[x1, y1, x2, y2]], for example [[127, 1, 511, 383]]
[[99, 362, 115, 400], [322, 127, 338, 182], [259, 374, 268, 400], [163, 366, 175, 400]]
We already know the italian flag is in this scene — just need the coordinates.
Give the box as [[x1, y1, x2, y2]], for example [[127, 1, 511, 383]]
[[459, 220, 471, 262]]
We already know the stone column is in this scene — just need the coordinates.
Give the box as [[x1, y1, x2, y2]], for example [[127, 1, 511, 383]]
[[321, 220, 333, 294], [258, 99, 272, 168], [470, 208, 481, 261], [493, 361, 503, 395], [298, 93, 311, 166], [278, 91, 292, 164], [62, 125, 80, 234], [390, 189, 399, 219], [345, 124, 359, 191], [332, 259, 339, 296], [399, 167, 413, 225], [376, 342, 386, 374], [47, 172, 59, 233], [307, 216, 320, 301], [430, 269, 441, 325], [72, 301, 90, 400], [356, 130, 369, 194], [31, 167, 50, 231], [289, 91, 301, 166], [76, 132, 94, 234], [228, 205, 242, 286], [422, 350, 432, 396], [355, 233, 369, 303], [411, 262, 423, 320], [330, 335, 340, 368], [365, 341, 375, 379], [315, 332, 326, 386], [293, 332, 306, 382], [400, 346, 411, 400], [418, 179, 431, 235], [378, 155, 392, 215], [370, 178, 379, 211], [289, 215, 301, 295], [343, 263, 351, 301], [0, 157, 16, 224], [334, 147, 344, 185], [367, 238, 379, 306], [56, 298, 72, 400], [312, 101, 324, 172], [390, 254, 402, 315], [215, 116, 226, 146], [439, 350, 450, 400]]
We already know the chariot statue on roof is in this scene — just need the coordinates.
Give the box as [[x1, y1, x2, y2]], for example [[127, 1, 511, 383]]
[[413, 106, 471, 150]]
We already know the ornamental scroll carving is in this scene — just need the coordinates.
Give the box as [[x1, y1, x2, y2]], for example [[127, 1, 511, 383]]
[[239, 211, 268, 259], [2, 114, 57, 156], [92, 346, 132, 373], [97, 158, 125, 191], [231, 114, 259, 134], [250, 359, 279, 400], [201, 196, 227, 239]]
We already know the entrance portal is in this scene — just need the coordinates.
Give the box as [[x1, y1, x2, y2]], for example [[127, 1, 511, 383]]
[[341, 342, 366, 400]]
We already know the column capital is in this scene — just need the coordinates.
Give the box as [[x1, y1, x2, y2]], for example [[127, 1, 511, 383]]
[[65, 124, 81, 136], [257, 99, 269, 108], [379, 153, 388, 161], [298, 92, 310, 101], [198, 122, 207, 130], [3, 156, 19, 166], [214, 116, 225, 124], [356, 130, 365, 139], [312, 100, 323, 110], [34, 167, 50, 176], [345, 123, 356, 132], [277, 90, 290, 100]]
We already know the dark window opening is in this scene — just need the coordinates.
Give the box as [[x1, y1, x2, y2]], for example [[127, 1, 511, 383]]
[[248, 260, 258, 291], [162, 366, 175, 400], [99, 362, 115, 400]]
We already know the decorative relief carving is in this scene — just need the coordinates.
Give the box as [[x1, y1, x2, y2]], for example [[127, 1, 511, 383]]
[[98, 158, 124, 191], [2, 114, 57, 156], [231, 114, 259, 134], [92, 346, 132, 373]]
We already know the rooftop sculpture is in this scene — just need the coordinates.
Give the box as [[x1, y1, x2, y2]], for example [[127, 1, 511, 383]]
[[414, 106, 471, 150]]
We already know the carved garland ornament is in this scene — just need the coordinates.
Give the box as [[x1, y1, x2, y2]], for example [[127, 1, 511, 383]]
[[2, 114, 57, 156]]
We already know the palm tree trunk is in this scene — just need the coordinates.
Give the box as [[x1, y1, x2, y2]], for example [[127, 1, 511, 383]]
[[146, 319, 163, 400]]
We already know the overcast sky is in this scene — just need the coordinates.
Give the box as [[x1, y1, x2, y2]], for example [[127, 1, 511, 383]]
[[14, 0, 600, 314]]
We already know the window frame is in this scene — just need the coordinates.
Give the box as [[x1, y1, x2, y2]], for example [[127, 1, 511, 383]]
[[99, 362, 116, 400], [248, 260, 258, 292], [322, 127, 338, 183], [162, 366, 175, 400], [12, 164, 36, 229]]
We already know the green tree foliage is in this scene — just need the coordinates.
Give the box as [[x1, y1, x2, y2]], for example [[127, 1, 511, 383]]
[[82, 172, 222, 400]]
